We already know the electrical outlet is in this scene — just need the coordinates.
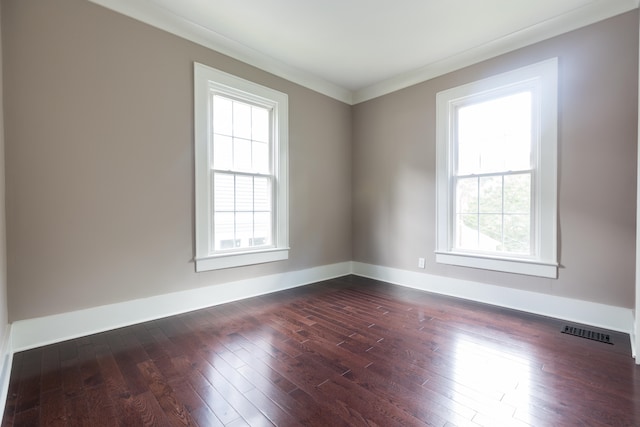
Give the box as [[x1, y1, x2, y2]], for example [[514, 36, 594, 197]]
[[418, 257, 425, 269]]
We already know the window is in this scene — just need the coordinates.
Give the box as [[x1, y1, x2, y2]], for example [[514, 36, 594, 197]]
[[436, 58, 558, 278], [194, 63, 288, 272]]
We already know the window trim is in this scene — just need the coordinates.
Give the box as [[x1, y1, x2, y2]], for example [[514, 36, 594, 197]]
[[194, 62, 289, 272], [435, 58, 558, 278]]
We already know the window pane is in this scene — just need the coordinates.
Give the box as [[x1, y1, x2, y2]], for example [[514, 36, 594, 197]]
[[254, 177, 271, 211], [478, 214, 502, 251], [456, 177, 478, 214], [504, 214, 531, 254], [213, 95, 233, 136], [457, 91, 532, 175], [478, 176, 502, 214], [235, 212, 253, 248], [456, 214, 478, 250], [213, 173, 234, 211], [253, 141, 269, 173], [253, 212, 272, 246], [214, 212, 235, 250], [233, 101, 252, 139], [504, 173, 531, 214], [213, 134, 233, 170], [252, 106, 269, 142], [233, 138, 252, 171], [235, 175, 253, 212]]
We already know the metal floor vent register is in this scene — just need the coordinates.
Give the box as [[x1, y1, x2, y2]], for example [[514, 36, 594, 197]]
[[561, 325, 613, 345]]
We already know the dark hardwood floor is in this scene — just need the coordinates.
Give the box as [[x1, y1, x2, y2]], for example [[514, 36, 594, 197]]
[[2, 275, 639, 426]]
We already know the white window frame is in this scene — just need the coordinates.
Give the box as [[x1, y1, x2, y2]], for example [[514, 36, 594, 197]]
[[194, 62, 289, 272], [435, 58, 558, 278]]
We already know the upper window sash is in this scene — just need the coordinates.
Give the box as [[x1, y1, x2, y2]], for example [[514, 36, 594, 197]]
[[452, 85, 539, 177], [209, 93, 274, 176]]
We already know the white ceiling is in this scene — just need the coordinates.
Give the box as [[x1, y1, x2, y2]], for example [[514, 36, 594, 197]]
[[89, 0, 639, 104]]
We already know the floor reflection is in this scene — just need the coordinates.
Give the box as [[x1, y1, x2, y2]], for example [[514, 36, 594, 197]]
[[452, 338, 532, 425]]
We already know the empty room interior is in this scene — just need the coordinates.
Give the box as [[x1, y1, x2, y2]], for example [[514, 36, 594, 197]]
[[0, 0, 639, 425]]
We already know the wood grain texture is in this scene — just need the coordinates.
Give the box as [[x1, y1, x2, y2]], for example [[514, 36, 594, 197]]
[[3, 275, 639, 426]]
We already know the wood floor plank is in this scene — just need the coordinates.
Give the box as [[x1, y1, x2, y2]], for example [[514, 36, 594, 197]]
[[11, 407, 38, 427], [128, 390, 173, 426], [38, 389, 65, 427], [190, 405, 223, 427], [85, 384, 119, 426], [137, 360, 197, 426], [186, 368, 242, 424], [63, 392, 90, 427], [1, 352, 23, 426], [14, 349, 42, 414], [3, 275, 640, 426], [40, 345, 62, 395], [234, 350, 349, 425]]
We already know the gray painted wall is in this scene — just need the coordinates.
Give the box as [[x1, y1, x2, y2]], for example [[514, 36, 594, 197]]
[[1, 0, 638, 324], [353, 11, 639, 308], [2, 0, 353, 321], [0, 1, 9, 346]]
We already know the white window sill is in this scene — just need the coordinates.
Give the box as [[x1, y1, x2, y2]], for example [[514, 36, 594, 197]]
[[196, 248, 289, 272], [435, 251, 558, 278]]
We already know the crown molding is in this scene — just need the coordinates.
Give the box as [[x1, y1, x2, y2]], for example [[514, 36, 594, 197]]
[[353, 0, 639, 103], [87, 0, 354, 104], [88, 0, 637, 106]]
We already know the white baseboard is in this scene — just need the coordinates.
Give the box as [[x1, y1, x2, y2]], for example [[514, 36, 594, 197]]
[[352, 262, 635, 335], [632, 312, 638, 363], [1, 259, 635, 427], [9, 260, 635, 353], [0, 325, 12, 417], [1, 258, 636, 427], [11, 262, 352, 352]]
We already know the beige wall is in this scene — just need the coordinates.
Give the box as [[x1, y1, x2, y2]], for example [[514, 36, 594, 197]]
[[1, 0, 638, 323], [0, 1, 8, 342], [353, 10, 639, 308], [2, 0, 352, 321]]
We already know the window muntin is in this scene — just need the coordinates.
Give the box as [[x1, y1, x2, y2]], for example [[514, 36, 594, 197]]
[[194, 63, 288, 272], [436, 58, 558, 278]]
